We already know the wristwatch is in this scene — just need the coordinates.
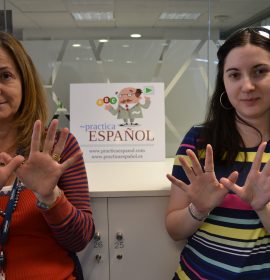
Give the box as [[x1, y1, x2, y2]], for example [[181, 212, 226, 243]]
[[36, 200, 51, 210], [36, 189, 63, 210]]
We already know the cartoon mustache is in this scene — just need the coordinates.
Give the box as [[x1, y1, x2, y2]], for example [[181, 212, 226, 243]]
[[120, 99, 133, 104]]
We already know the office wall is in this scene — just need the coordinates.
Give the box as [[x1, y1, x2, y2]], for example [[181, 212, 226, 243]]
[[21, 35, 219, 157]]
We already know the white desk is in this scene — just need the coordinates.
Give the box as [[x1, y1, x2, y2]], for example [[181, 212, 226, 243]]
[[86, 158, 174, 197]]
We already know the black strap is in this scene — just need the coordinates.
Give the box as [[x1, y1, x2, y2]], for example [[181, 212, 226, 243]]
[[0, 178, 20, 270], [69, 252, 84, 280]]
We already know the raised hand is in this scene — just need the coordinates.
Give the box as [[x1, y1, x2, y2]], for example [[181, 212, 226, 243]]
[[220, 142, 270, 211], [167, 144, 228, 213], [0, 153, 25, 189], [15, 119, 82, 198]]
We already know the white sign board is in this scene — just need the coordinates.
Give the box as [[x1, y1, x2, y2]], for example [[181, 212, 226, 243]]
[[70, 83, 165, 162]]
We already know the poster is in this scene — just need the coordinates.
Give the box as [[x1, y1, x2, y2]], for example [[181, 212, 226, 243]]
[[70, 83, 165, 162]]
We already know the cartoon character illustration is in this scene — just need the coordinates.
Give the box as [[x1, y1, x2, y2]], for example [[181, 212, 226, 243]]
[[105, 87, 151, 126]]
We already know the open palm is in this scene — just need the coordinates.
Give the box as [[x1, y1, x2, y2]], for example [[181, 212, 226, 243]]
[[167, 144, 228, 213], [15, 119, 82, 197]]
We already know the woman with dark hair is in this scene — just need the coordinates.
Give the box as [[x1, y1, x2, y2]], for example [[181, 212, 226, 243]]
[[166, 27, 270, 279], [0, 31, 94, 279]]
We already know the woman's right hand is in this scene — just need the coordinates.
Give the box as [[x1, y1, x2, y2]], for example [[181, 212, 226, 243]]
[[167, 144, 228, 214], [0, 152, 25, 189]]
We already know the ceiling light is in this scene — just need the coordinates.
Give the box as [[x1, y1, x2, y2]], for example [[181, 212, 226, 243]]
[[130, 34, 141, 38], [195, 58, 208, 63], [72, 43, 81, 47], [72, 12, 113, 21], [99, 39, 109, 43], [159, 12, 200, 20], [259, 27, 270, 38]]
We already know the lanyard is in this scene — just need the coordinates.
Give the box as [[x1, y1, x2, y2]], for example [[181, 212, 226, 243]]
[[0, 178, 20, 271]]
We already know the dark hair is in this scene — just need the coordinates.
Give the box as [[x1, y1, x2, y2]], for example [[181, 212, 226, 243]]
[[199, 27, 270, 165], [135, 88, 142, 97]]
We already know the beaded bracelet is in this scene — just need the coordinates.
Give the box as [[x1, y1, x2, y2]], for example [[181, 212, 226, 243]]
[[188, 203, 209, 221]]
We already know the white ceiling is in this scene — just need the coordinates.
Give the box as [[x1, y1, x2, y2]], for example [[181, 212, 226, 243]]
[[1, 0, 270, 40]]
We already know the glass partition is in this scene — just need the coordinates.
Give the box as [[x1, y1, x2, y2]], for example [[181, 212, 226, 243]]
[[1, 0, 270, 157]]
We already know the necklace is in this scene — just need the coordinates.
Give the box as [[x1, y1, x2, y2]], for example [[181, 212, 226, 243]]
[[0, 178, 22, 278], [0, 183, 22, 217]]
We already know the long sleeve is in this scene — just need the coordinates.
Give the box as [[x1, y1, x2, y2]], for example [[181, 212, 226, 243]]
[[40, 132, 95, 252]]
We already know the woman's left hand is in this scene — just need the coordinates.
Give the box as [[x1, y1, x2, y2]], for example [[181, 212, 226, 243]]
[[220, 142, 270, 211], [15, 119, 82, 198]]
